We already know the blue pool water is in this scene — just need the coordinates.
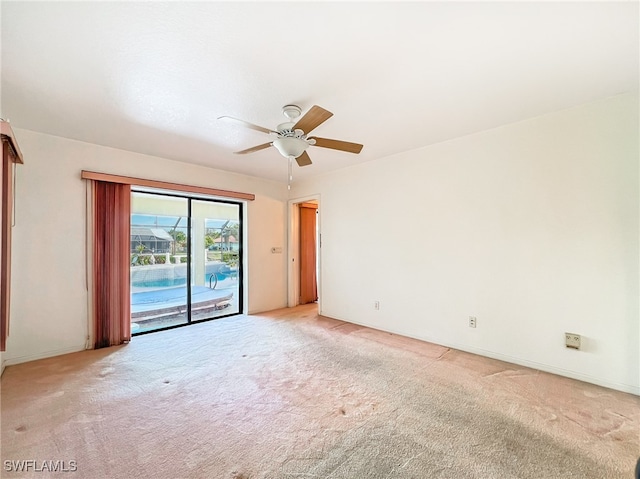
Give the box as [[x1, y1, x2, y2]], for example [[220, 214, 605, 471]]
[[132, 272, 230, 288], [131, 285, 233, 317], [133, 277, 188, 288]]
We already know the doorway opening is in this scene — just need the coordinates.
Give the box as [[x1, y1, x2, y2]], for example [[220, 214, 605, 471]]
[[130, 190, 243, 334], [288, 196, 320, 310]]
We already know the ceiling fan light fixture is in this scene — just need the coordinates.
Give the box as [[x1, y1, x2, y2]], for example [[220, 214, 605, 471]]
[[272, 137, 308, 159]]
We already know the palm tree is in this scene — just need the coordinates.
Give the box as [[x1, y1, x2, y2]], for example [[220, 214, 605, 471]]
[[169, 230, 186, 254], [204, 230, 221, 249], [220, 223, 239, 268], [221, 223, 239, 251]]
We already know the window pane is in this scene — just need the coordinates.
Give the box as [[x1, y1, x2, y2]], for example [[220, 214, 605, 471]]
[[130, 192, 189, 333], [191, 199, 241, 319]]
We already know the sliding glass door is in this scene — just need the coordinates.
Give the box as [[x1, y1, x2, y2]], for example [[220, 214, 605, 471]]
[[191, 199, 241, 321], [130, 191, 242, 334]]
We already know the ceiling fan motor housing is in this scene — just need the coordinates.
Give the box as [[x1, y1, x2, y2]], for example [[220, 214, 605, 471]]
[[275, 111, 310, 158], [276, 122, 299, 135]]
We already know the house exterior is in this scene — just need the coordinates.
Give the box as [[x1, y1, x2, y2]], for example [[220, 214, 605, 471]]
[[130, 227, 174, 254], [211, 235, 239, 252]]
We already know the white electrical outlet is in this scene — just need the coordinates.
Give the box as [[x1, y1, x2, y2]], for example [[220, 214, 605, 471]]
[[565, 333, 581, 350], [469, 316, 477, 328], [374, 301, 380, 310]]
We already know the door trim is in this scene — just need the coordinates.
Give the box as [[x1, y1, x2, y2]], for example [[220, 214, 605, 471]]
[[287, 194, 321, 311]]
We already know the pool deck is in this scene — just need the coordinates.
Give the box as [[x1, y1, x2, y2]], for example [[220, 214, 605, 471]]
[[131, 286, 233, 320]]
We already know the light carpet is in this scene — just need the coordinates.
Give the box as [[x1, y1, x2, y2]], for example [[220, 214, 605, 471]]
[[2, 305, 638, 478]]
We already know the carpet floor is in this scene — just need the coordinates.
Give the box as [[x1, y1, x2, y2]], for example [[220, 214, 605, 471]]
[[1, 304, 638, 478]]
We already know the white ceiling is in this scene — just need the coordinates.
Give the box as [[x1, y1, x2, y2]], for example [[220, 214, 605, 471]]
[[2, 2, 638, 183]]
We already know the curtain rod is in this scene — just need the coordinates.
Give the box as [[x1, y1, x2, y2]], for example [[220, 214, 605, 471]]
[[81, 171, 255, 201]]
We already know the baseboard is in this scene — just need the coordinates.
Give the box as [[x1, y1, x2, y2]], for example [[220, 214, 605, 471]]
[[321, 311, 640, 397], [447, 342, 640, 396], [3, 345, 87, 369]]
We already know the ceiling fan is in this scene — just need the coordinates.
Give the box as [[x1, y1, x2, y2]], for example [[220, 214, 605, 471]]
[[218, 105, 363, 168]]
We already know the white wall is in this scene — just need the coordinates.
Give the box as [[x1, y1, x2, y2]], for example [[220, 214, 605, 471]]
[[3, 130, 288, 367], [291, 93, 639, 394]]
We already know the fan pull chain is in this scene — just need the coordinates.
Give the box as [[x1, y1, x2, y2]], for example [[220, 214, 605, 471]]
[[288, 156, 293, 190]]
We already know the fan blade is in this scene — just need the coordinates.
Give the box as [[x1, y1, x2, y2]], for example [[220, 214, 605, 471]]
[[293, 105, 333, 134], [218, 116, 278, 135], [310, 137, 363, 154], [295, 151, 312, 167], [234, 143, 272, 154]]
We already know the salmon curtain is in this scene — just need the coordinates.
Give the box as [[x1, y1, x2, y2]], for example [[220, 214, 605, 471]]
[[91, 180, 131, 348]]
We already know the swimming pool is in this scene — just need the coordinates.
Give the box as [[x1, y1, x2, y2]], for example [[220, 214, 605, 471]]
[[131, 272, 232, 288], [131, 285, 234, 320]]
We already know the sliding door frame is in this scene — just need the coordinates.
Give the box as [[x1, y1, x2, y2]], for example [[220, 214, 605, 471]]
[[131, 188, 244, 335]]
